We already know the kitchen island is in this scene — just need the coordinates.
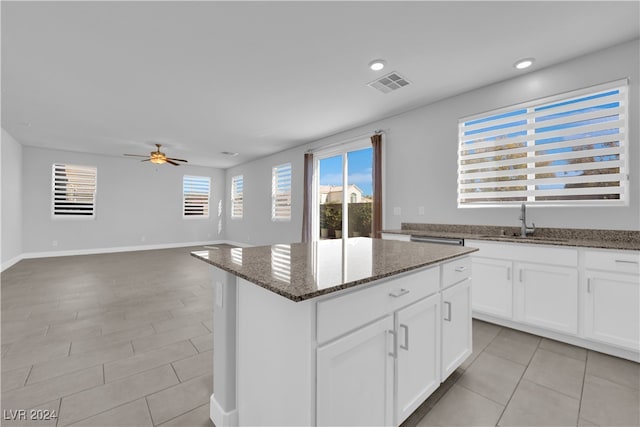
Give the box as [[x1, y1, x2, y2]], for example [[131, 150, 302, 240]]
[[191, 237, 477, 427]]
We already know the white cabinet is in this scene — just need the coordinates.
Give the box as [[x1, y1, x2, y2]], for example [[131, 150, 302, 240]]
[[381, 232, 411, 242], [466, 240, 639, 361], [515, 262, 578, 334], [317, 257, 473, 426], [317, 316, 394, 427], [471, 257, 513, 319], [396, 294, 440, 424], [441, 279, 472, 380], [584, 249, 640, 351]]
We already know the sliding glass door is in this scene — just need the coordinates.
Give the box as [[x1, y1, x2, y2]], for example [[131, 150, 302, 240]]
[[315, 142, 373, 240]]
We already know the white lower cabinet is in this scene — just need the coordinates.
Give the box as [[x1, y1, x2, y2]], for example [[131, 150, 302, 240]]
[[584, 270, 639, 351], [396, 294, 440, 424], [317, 315, 394, 427], [467, 240, 639, 361], [441, 278, 472, 380], [471, 257, 512, 319], [515, 262, 578, 334], [317, 258, 473, 426]]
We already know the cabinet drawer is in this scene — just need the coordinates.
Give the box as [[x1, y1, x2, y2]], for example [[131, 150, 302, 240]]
[[442, 256, 471, 289], [317, 267, 440, 344], [466, 240, 577, 267], [584, 249, 640, 274]]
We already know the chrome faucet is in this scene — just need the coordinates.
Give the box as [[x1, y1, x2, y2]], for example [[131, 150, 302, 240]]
[[519, 203, 535, 237]]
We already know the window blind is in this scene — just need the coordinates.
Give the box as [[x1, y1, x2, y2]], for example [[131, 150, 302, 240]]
[[183, 175, 210, 218], [231, 175, 244, 218], [272, 163, 292, 221], [458, 79, 628, 207], [52, 164, 97, 217]]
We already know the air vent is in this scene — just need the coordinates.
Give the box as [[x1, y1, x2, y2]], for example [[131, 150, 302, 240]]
[[368, 72, 411, 93]]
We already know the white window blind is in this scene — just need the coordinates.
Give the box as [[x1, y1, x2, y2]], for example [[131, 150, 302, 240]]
[[231, 175, 244, 219], [183, 175, 210, 218], [458, 79, 628, 207], [52, 164, 97, 218], [272, 163, 292, 221]]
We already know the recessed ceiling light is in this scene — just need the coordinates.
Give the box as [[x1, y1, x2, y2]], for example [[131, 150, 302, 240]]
[[514, 58, 535, 70], [369, 59, 386, 71]]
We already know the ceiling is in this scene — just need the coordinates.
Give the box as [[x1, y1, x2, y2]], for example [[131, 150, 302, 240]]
[[2, 1, 639, 169]]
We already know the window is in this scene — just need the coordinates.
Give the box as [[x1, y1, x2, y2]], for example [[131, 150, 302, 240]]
[[52, 164, 97, 218], [183, 175, 210, 218], [458, 79, 628, 207], [272, 163, 292, 221], [231, 175, 244, 219]]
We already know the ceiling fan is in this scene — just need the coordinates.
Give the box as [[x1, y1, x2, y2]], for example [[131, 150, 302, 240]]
[[124, 144, 188, 166]]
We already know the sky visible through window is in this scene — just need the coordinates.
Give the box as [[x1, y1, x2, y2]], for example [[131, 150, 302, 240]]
[[319, 147, 373, 196], [462, 90, 620, 191]]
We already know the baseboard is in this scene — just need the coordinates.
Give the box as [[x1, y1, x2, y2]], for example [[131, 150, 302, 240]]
[[473, 312, 640, 363], [210, 394, 238, 427], [3, 240, 255, 272], [20, 240, 231, 260], [1, 254, 24, 272]]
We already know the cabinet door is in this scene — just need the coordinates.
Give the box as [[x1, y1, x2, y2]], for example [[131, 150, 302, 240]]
[[317, 315, 394, 427], [584, 271, 640, 351], [515, 262, 578, 335], [441, 279, 472, 380], [396, 294, 440, 425], [471, 257, 513, 319]]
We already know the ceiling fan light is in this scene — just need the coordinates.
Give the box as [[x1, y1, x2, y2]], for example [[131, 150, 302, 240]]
[[150, 157, 166, 164]]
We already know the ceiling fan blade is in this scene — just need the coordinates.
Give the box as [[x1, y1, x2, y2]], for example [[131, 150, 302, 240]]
[[124, 154, 149, 157], [141, 159, 151, 162], [167, 157, 188, 163], [166, 159, 180, 166]]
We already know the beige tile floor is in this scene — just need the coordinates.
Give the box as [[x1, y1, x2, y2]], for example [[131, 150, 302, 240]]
[[2, 246, 639, 427]]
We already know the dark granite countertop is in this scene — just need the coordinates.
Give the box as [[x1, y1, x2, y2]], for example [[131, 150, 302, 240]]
[[383, 223, 640, 251], [191, 237, 477, 302]]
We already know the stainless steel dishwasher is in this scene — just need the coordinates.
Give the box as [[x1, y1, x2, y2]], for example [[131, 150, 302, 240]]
[[410, 235, 464, 246]]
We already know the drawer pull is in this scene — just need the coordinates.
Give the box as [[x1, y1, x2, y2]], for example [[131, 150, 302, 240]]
[[587, 278, 592, 293], [615, 259, 639, 265], [388, 330, 397, 358], [389, 288, 410, 298], [507, 267, 511, 281], [444, 301, 452, 322], [454, 266, 467, 272], [400, 324, 409, 350]]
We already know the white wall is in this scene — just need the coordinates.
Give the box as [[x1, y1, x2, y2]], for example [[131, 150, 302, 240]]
[[22, 146, 226, 254], [1, 129, 24, 268], [225, 39, 639, 245], [225, 146, 307, 246]]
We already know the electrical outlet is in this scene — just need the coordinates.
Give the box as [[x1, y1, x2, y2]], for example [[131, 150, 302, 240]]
[[418, 206, 425, 215], [393, 207, 401, 216], [52, 240, 58, 247], [141, 236, 146, 242]]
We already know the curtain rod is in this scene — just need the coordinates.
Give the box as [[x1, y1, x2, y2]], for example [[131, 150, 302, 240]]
[[306, 129, 385, 154]]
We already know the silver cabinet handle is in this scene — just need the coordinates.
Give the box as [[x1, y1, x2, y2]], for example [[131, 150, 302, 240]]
[[399, 324, 409, 350], [507, 267, 511, 281], [444, 301, 452, 322], [389, 288, 410, 298], [454, 266, 467, 272], [519, 269, 523, 282], [615, 259, 639, 264], [388, 330, 397, 358], [587, 278, 592, 293]]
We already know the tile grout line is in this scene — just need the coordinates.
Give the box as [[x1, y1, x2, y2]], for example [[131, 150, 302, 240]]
[[494, 337, 542, 426], [23, 364, 34, 387]]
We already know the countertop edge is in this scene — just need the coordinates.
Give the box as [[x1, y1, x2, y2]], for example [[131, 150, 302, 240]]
[[191, 246, 478, 302], [382, 229, 640, 251]]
